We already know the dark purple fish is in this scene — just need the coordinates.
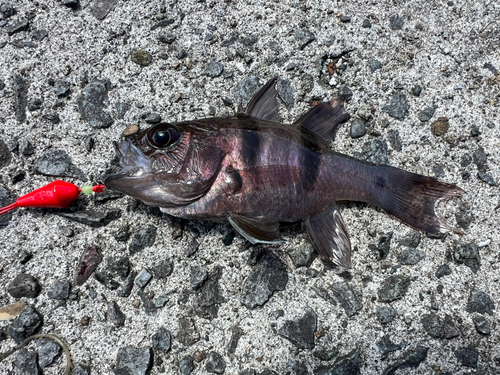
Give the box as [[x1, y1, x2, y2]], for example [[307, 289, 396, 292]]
[[105, 78, 465, 269]]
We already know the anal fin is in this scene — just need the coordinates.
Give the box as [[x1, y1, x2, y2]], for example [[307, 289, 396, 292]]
[[229, 214, 282, 244], [304, 204, 352, 269]]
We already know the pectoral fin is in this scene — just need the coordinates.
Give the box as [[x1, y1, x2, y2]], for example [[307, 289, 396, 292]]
[[238, 78, 281, 123], [228, 214, 282, 244], [304, 204, 352, 269]]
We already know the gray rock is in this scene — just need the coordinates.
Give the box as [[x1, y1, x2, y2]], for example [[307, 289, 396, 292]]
[[150, 258, 174, 279], [470, 125, 481, 137], [340, 15, 351, 22], [194, 266, 225, 319], [362, 19, 372, 28], [6, 18, 29, 35], [241, 251, 288, 309], [295, 29, 315, 50], [369, 58, 382, 72], [435, 264, 451, 278], [152, 327, 171, 352], [313, 348, 339, 361], [331, 282, 363, 317], [151, 18, 175, 30], [145, 113, 161, 123], [397, 248, 425, 265], [455, 204, 473, 230], [472, 315, 491, 335], [398, 232, 420, 248], [418, 106, 436, 122], [453, 241, 480, 273], [36, 338, 62, 367], [228, 326, 244, 354], [58, 209, 121, 227], [59, 226, 75, 238], [93, 190, 124, 204], [115, 347, 153, 375], [382, 92, 409, 120], [108, 256, 130, 279], [77, 80, 113, 129], [158, 34, 176, 44], [205, 61, 224, 78], [360, 139, 389, 166], [368, 232, 392, 260], [454, 347, 478, 368], [7, 273, 41, 298], [315, 350, 361, 375], [0, 4, 16, 18], [91, 0, 120, 20], [190, 266, 208, 290], [9, 306, 43, 344], [62, 0, 80, 9], [94, 272, 120, 290], [206, 351, 226, 374], [467, 288, 495, 315], [115, 102, 129, 119], [0, 138, 11, 168], [350, 118, 367, 138], [240, 35, 258, 47], [108, 301, 125, 327], [135, 269, 152, 289], [14, 74, 28, 123], [0, 186, 14, 227], [288, 243, 316, 268], [478, 171, 496, 186], [54, 80, 71, 97], [378, 275, 411, 302], [177, 316, 200, 346], [42, 113, 61, 124], [129, 226, 157, 255], [20, 139, 35, 156], [389, 15, 404, 30], [35, 149, 86, 180], [377, 306, 396, 324], [383, 346, 428, 375], [114, 225, 130, 242], [179, 355, 195, 375], [277, 79, 294, 110], [71, 364, 90, 375], [16, 349, 40, 375], [376, 335, 403, 358], [278, 307, 317, 350], [28, 98, 43, 111], [234, 76, 261, 109], [412, 85, 422, 96], [47, 279, 70, 300], [117, 271, 137, 298]]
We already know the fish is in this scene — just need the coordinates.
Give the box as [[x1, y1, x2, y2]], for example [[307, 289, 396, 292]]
[[105, 78, 465, 269]]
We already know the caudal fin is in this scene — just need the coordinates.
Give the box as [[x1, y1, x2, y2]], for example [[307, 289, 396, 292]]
[[375, 167, 465, 233]]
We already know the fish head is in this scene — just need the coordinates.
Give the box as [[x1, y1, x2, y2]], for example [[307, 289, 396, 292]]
[[105, 122, 223, 208]]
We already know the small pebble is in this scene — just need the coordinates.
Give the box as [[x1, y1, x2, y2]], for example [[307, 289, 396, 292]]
[[115, 347, 153, 375], [36, 338, 62, 367], [350, 118, 367, 138], [135, 269, 152, 289], [377, 306, 396, 324], [16, 349, 40, 375], [179, 356, 195, 375], [189, 266, 208, 290], [278, 307, 317, 349], [418, 106, 436, 122], [431, 117, 450, 136], [205, 351, 226, 374], [340, 15, 351, 23], [412, 85, 422, 96], [145, 113, 161, 124], [7, 273, 41, 298], [108, 301, 126, 327], [369, 58, 382, 72], [152, 327, 171, 352], [389, 15, 404, 30], [472, 315, 491, 335], [205, 61, 224, 78], [9, 306, 43, 344], [47, 280, 70, 300], [362, 19, 372, 28], [131, 50, 152, 66]]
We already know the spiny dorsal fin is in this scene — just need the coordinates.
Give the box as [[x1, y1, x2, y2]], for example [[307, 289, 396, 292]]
[[238, 78, 281, 123], [294, 98, 350, 142], [228, 214, 282, 244]]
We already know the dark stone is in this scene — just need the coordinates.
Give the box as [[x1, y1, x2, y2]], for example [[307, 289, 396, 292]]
[[369, 58, 382, 72], [14, 74, 28, 123], [470, 125, 481, 137], [58, 209, 121, 227], [94, 272, 120, 290], [108, 256, 130, 279], [0, 186, 15, 227], [139, 289, 157, 314], [28, 98, 42, 111], [362, 19, 372, 28], [389, 15, 404, 30], [150, 258, 174, 279], [91, 0, 120, 20], [145, 113, 161, 123], [340, 15, 351, 22], [20, 139, 35, 156], [12, 169, 26, 183], [54, 80, 71, 97], [382, 92, 409, 120], [234, 76, 261, 109], [368, 233, 392, 260], [376, 335, 402, 358], [7, 273, 41, 298], [350, 119, 367, 138], [194, 266, 226, 319], [8, 306, 43, 344], [18, 250, 32, 264], [135, 269, 152, 289], [42, 113, 61, 124], [360, 139, 389, 166], [179, 356, 195, 375], [62, 0, 80, 10], [0, 4, 16, 18], [295, 29, 315, 50], [176, 50, 187, 59], [421, 313, 444, 338], [129, 226, 157, 255], [71, 364, 90, 375], [221, 34, 238, 47], [222, 232, 235, 246], [228, 326, 244, 354], [277, 79, 294, 110], [115, 102, 129, 119], [35, 149, 86, 180], [435, 264, 451, 278], [36, 338, 62, 367], [398, 248, 425, 265], [241, 251, 288, 309], [288, 243, 315, 268], [477, 171, 496, 186], [76, 246, 103, 286], [205, 61, 224, 77], [383, 346, 428, 375], [454, 347, 478, 368], [177, 316, 200, 346], [291, 361, 308, 375], [150, 18, 175, 30], [152, 327, 171, 352], [418, 106, 436, 122], [6, 19, 29, 35], [0, 138, 11, 168], [78, 80, 113, 129], [331, 283, 363, 317], [467, 288, 495, 315], [222, 97, 233, 107], [190, 266, 208, 290], [412, 85, 422, 96], [453, 241, 480, 273], [473, 148, 488, 172], [455, 205, 473, 229], [398, 232, 421, 248], [117, 271, 137, 298], [278, 307, 317, 350], [378, 275, 411, 302], [315, 350, 361, 375], [206, 352, 226, 374], [115, 347, 153, 375], [108, 301, 125, 327], [472, 315, 491, 335], [430, 117, 450, 136], [377, 306, 396, 324], [313, 348, 339, 361], [158, 34, 175, 44], [16, 349, 40, 375], [240, 35, 258, 47], [47, 279, 70, 300], [114, 225, 130, 242], [444, 315, 460, 339]]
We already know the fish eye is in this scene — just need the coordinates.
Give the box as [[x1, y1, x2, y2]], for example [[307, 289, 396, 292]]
[[148, 125, 180, 148]]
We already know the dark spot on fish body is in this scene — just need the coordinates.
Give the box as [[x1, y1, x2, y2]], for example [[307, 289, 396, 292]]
[[299, 126, 322, 153], [241, 130, 261, 167], [300, 149, 321, 192], [376, 175, 387, 189]]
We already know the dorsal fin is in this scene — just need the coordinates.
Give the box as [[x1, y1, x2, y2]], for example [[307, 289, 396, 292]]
[[237, 78, 281, 123], [294, 98, 350, 142]]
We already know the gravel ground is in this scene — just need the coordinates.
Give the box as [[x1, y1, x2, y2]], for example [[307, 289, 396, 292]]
[[0, 1, 499, 374]]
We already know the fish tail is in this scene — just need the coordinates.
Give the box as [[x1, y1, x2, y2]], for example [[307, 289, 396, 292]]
[[373, 167, 465, 233]]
